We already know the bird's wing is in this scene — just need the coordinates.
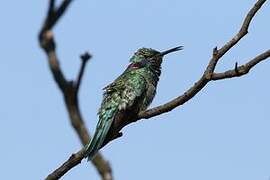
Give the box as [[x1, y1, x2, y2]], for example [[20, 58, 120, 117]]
[[85, 73, 147, 160], [118, 74, 147, 110], [103, 72, 147, 110]]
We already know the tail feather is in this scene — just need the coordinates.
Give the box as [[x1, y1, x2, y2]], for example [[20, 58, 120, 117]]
[[84, 110, 115, 160]]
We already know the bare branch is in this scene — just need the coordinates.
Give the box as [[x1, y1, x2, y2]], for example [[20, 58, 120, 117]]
[[41, 0, 269, 179], [55, 0, 73, 24], [212, 49, 270, 80], [45, 149, 85, 180], [45, 150, 112, 180], [138, 77, 208, 119], [75, 52, 92, 92], [216, 0, 266, 58], [45, 149, 112, 180], [39, 1, 113, 180], [203, 0, 266, 80], [43, 32, 67, 91], [138, 0, 268, 120], [137, 48, 270, 119], [42, 0, 73, 32], [48, 0, 55, 19]]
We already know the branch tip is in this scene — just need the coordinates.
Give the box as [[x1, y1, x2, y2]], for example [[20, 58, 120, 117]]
[[212, 46, 218, 56], [234, 62, 239, 74], [75, 52, 91, 91], [80, 52, 92, 62]]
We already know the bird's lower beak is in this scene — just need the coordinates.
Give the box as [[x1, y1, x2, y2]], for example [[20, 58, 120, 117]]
[[160, 46, 183, 56]]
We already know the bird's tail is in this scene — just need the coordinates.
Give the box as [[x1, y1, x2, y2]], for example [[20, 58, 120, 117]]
[[84, 109, 115, 160], [84, 134, 101, 161]]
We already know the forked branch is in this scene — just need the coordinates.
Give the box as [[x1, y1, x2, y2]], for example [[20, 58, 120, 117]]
[[39, 0, 113, 180], [43, 0, 269, 179], [137, 0, 268, 119]]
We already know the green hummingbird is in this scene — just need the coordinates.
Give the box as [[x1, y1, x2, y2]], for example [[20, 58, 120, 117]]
[[85, 46, 183, 160]]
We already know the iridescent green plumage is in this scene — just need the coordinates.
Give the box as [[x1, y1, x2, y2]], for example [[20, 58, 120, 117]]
[[85, 46, 183, 160]]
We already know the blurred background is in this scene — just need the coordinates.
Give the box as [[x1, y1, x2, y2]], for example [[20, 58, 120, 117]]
[[0, 0, 269, 179]]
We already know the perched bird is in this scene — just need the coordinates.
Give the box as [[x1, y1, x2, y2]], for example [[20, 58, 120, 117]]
[[85, 46, 183, 160]]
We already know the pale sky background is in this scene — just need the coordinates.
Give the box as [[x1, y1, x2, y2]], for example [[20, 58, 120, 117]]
[[0, 1, 269, 180]]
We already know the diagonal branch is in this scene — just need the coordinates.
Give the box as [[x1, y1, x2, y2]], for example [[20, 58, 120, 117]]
[[39, 1, 113, 180], [43, 0, 269, 179], [138, 0, 268, 119], [46, 149, 85, 180], [217, 0, 266, 58], [137, 49, 270, 119]]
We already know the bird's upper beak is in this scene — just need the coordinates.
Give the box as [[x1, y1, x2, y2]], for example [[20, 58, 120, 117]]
[[160, 46, 183, 56]]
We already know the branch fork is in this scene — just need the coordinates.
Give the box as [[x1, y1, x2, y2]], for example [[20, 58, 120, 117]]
[[39, 1, 113, 180], [39, 0, 269, 179]]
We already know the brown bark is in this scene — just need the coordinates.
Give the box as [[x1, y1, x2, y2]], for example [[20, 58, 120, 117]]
[[39, 1, 113, 180]]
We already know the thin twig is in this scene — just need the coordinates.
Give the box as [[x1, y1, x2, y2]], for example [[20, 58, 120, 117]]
[[234, 62, 239, 74], [75, 52, 92, 92], [211, 49, 270, 80]]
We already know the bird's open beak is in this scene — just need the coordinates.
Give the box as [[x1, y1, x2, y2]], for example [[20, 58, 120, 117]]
[[160, 46, 183, 56]]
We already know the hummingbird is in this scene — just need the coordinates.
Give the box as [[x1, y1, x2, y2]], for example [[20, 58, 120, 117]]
[[84, 46, 183, 160]]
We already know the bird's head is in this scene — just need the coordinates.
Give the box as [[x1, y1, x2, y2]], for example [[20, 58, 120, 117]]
[[128, 46, 183, 71]]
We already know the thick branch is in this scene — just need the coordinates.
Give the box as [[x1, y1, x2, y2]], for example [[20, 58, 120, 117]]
[[39, 1, 113, 180]]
